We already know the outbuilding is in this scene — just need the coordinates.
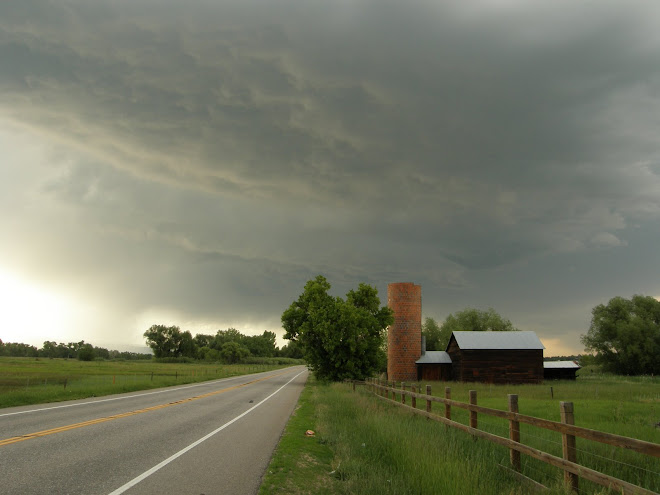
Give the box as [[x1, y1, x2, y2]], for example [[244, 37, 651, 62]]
[[416, 350, 452, 381], [543, 360, 581, 380]]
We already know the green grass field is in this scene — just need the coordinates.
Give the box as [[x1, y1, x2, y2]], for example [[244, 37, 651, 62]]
[[0, 356, 299, 408], [261, 374, 660, 495]]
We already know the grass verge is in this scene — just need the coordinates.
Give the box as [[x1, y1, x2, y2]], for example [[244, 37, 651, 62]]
[[259, 377, 339, 495], [260, 377, 659, 495]]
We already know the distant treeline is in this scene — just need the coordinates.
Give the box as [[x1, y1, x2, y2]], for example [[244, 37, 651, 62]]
[[0, 339, 151, 361], [543, 354, 596, 366], [143, 325, 303, 363]]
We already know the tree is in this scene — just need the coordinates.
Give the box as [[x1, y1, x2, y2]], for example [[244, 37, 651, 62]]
[[212, 328, 243, 349], [425, 308, 519, 350], [220, 341, 250, 364], [77, 343, 95, 361], [42, 341, 58, 358], [143, 325, 189, 358], [278, 340, 304, 359], [422, 317, 444, 350], [243, 331, 277, 357], [179, 330, 196, 358], [282, 275, 393, 381], [193, 333, 214, 349], [581, 295, 660, 375]]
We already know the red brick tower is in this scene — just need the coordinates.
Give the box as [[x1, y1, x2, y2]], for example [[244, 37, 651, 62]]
[[387, 282, 422, 382]]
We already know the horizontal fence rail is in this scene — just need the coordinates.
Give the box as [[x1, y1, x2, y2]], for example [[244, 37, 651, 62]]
[[357, 378, 659, 495]]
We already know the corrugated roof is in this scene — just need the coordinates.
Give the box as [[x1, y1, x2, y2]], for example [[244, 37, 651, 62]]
[[416, 351, 452, 364], [450, 331, 545, 350], [544, 361, 581, 369]]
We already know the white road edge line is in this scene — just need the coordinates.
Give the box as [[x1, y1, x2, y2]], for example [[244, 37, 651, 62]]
[[107, 369, 307, 495], [0, 368, 300, 418]]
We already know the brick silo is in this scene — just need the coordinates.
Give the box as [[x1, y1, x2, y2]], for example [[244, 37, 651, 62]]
[[387, 282, 422, 382]]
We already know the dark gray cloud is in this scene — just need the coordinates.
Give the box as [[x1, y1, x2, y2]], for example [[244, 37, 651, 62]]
[[1, 0, 660, 354]]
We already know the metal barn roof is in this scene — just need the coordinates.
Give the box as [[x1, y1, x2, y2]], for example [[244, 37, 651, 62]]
[[544, 361, 581, 369], [450, 331, 545, 350], [416, 351, 452, 364]]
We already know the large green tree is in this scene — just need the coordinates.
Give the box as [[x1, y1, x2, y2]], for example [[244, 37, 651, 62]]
[[143, 324, 194, 358], [581, 295, 660, 375], [425, 308, 519, 350], [220, 341, 250, 363], [282, 275, 393, 381]]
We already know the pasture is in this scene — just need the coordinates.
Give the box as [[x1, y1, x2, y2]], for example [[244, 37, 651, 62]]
[[0, 356, 299, 408]]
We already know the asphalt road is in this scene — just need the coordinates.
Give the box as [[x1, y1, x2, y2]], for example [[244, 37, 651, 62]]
[[0, 366, 308, 495]]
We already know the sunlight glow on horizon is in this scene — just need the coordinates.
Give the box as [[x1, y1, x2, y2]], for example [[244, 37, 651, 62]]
[[541, 337, 584, 357], [0, 268, 79, 346]]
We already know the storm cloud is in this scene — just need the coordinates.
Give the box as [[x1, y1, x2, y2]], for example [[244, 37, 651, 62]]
[[1, 0, 659, 354]]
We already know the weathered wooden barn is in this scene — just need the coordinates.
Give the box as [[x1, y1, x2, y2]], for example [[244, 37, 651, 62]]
[[543, 360, 581, 380], [417, 331, 545, 384]]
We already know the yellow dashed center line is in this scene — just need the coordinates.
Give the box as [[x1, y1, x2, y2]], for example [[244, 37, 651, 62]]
[[0, 370, 292, 447]]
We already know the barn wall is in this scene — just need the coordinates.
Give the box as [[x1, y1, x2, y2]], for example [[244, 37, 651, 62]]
[[544, 368, 578, 380], [446, 337, 462, 381], [418, 364, 452, 381], [458, 349, 543, 384]]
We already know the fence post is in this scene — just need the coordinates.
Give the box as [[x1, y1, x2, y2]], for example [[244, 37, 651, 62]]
[[411, 384, 417, 409], [560, 402, 578, 493], [401, 382, 406, 405], [353, 381, 356, 392], [469, 390, 478, 429], [508, 394, 521, 472], [445, 387, 451, 421], [391, 381, 396, 402], [426, 385, 432, 413]]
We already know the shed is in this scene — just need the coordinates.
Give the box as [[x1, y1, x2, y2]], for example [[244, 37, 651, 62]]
[[446, 331, 545, 384], [543, 361, 581, 380], [416, 351, 452, 381]]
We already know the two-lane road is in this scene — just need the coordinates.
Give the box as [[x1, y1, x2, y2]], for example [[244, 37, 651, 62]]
[[0, 366, 308, 495]]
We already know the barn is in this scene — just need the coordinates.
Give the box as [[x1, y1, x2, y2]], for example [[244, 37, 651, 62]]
[[543, 360, 581, 380], [444, 331, 545, 384]]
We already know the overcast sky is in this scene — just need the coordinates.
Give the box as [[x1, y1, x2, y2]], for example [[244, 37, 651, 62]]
[[2, 0, 659, 355]]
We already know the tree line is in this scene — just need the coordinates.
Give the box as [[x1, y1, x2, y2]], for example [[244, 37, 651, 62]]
[[143, 325, 303, 363], [0, 339, 151, 361]]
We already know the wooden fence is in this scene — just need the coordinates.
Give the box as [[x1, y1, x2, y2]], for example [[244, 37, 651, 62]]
[[360, 378, 659, 495]]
